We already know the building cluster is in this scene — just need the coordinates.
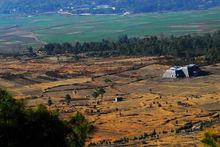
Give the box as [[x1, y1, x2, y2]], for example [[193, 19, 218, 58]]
[[163, 64, 202, 78]]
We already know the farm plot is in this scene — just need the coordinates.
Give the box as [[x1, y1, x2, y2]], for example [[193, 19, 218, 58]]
[[1, 7, 220, 53]]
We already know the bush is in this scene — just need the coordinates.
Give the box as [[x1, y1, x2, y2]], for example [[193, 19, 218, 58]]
[[66, 112, 94, 147], [65, 94, 72, 105], [48, 97, 53, 106], [104, 78, 112, 83], [0, 89, 93, 147], [202, 131, 220, 147]]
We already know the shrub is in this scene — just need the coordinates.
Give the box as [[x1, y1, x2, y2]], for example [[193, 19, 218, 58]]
[[65, 94, 72, 105], [202, 131, 220, 147], [48, 97, 53, 106]]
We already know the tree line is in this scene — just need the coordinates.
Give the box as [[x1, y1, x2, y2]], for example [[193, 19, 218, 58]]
[[37, 31, 220, 64], [0, 89, 94, 147]]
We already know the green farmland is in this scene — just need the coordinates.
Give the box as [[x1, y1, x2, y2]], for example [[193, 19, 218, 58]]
[[1, 7, 220, 53]]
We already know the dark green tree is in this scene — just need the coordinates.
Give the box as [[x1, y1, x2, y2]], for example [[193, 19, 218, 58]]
[[206, 48, 220, 64], [0, 89, 93, 147], [66, 112, 94, 147], [92, 91, 99, 100], [0, 89, 67, 147], [48, 97, 53, 106], [96, 88, 106, 99], [65, 94, 72, 105], [202, 131, 220, 147]]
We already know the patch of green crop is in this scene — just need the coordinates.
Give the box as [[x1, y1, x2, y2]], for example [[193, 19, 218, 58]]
[[1, 7, 220, 51]]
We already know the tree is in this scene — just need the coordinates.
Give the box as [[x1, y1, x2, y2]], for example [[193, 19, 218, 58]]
[[48, 97, 52, 106], [66, 112, 94, 147], [202, 131, 220, 147], [36, 30, 220, 65], [24, 105, 68, 147], [96, 88, 106, 99], [92, 91, 99, 101], [0, 89, 93, 147], [73, 55, 80, 62], [92, 88, 106, 103], [0, 89, 67, 147], [27, 47, 35, 56], [206, 48, 220, 64], [65, 94, 72, 105], [0, 88, 25, 126]]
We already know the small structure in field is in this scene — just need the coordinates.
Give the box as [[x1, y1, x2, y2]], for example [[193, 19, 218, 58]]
[[163, 64, 202, 79], [115, 97, 124, 102]]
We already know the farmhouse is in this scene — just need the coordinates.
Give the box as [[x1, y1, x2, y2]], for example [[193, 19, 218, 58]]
[[163, 64, 202, 78], [115, 97, 124, 102], [162, 66, 185, 78]]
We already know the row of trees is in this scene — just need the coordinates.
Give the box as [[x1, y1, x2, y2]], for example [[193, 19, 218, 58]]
[[0, 89, 93, 147], [39, 31, 220, 64]]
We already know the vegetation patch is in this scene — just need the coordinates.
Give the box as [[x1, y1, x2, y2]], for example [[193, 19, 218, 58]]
[[0, 88, 94, 147]]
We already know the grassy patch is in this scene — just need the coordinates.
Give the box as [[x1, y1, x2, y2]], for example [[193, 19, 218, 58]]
[[1, 7, 220, 52]]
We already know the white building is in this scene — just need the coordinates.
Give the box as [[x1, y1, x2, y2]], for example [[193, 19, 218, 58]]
[[163, 64, 201, 78]]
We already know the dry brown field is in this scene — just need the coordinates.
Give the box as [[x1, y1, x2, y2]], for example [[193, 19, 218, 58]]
[[0, 55, 219, 146]]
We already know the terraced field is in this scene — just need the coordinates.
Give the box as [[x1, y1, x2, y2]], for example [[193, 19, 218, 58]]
[[1, 7, 220, 53], [0, 55, 219, 146]]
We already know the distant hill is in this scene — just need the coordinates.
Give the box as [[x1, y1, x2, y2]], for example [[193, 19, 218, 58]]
[[1, 0, 220, 14]]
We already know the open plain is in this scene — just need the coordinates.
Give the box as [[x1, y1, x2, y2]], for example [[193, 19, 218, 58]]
[[1, 6, 220, 54]]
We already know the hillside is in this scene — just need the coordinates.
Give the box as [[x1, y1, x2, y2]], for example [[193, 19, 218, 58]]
[[0, 55, 220, 146], [1, 0, 220, 14]]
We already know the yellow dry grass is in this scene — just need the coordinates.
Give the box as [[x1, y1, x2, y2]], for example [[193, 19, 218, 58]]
[[26, 77, 91, 90], [0, 56, 220, 146]]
